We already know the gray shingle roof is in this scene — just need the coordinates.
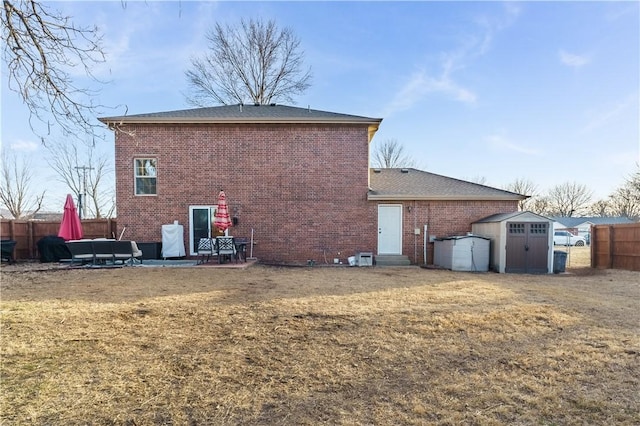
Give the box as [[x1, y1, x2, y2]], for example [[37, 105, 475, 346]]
[[99, 104, 382, 125], [550, 216, 636, 227], [368, 168, 526, 201]]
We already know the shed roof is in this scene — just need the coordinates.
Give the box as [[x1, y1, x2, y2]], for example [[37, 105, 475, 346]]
[[474, 211, 552, 223], [368, 168, 526, 201]]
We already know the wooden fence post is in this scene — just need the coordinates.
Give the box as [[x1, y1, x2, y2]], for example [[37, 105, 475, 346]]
[[28, 221, 34, 259], [608, 226, 614, 269], [590, 225, 595, 268]]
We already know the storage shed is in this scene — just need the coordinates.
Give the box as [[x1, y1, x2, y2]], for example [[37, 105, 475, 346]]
[[472, 211, 554, 273], [434, 235, 490, 272]]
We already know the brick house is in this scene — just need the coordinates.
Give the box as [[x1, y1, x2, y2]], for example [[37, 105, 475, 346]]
[[99, 104, 524, 265], [369, 168, 525, 264]]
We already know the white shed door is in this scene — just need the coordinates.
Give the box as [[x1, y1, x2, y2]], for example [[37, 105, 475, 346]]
[[378, 204, 402, 254]]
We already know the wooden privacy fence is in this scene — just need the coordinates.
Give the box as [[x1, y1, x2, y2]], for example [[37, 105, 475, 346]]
[[0, 219, 117, 261], [591, 223, 640, 271]]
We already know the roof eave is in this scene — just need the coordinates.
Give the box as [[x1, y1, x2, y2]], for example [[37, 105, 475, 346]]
[[98, 117, 382, 126], [367, 194, 526, 201]]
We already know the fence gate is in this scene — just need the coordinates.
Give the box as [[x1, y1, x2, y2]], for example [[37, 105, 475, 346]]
[[505, 222, 549, 273], [592, 223, 640, 271]]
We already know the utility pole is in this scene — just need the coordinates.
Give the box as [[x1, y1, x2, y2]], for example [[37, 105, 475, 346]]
[[74, 165, 94, 219]]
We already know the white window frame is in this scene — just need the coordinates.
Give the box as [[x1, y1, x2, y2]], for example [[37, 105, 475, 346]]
[[134, 158, 157, 196]]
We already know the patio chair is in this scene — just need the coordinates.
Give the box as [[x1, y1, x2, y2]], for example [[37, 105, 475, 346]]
[[113, 240, 142, 265], [93, 239, 115, 265], [196, 238, 215, 264], [216, 237, 236, 264], [234, 238, 248, 263], [66, 240, 95, 265], [0, 240, 17, 264]]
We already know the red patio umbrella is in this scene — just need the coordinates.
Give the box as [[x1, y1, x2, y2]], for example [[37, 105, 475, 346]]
[[58, 194, 83, 241], [213, 190, 232, 233]]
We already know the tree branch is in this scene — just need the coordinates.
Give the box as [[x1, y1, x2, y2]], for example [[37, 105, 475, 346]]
[[2, 0, 109, 141]]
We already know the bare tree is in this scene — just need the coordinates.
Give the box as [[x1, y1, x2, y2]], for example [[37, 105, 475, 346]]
[[371, 138, 416, 168], [608, 167, 640, 219], [0, 149, 45, 218], [1, 0, 107, 140], [546, 182, 593, 217], [504, 178, 538, 211], [529, 196, 551, 216], [185, 18, 312, 106], [588, 199, 613, 217], [46, 141, 114, 218]]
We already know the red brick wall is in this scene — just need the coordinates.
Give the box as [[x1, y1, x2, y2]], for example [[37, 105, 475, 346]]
[[384, 200, 519, 264], [114, 123, 377, 264], [114, 123, 518, 264]]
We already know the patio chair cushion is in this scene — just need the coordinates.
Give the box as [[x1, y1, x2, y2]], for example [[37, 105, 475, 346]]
[[113, 240, 143, 265]]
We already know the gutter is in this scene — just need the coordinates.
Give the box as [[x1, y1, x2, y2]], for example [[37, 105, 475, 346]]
[[367, 194, 527, 201], [97, 117, 382, 126]]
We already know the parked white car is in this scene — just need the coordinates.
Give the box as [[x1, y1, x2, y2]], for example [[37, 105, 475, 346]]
[[553, 230, 586, 246]]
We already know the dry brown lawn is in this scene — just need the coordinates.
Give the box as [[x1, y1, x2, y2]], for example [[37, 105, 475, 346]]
[[1, 247, 638, 425]]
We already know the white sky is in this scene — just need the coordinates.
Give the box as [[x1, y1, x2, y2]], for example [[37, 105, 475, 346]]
[[2, 1, 639, 211]]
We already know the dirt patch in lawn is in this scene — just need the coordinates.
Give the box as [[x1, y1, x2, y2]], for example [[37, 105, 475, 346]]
[[1, 247, 638, 425]]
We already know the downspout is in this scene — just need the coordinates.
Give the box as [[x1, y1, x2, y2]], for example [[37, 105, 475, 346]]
[[413, 200, 417, 264], [424, 202, 431, 266], [423, 224, 428, 266]]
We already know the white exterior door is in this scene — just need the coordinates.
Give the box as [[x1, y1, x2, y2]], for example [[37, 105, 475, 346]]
[[378, 204, 402, 254]]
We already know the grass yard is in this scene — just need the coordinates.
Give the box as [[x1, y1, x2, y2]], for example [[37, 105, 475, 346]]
[[1, 247, 638, 425]]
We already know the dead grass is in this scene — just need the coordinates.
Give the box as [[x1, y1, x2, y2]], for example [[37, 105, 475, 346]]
[[1, 247, 638, 425]]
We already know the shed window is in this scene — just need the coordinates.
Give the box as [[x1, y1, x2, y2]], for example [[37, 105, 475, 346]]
[[135, 158, 157, 195], [530, 223, 548, 234], [509, 223, 525, 234]]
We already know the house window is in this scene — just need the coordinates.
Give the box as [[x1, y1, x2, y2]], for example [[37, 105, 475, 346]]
[[135, 158, 157, 195]]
